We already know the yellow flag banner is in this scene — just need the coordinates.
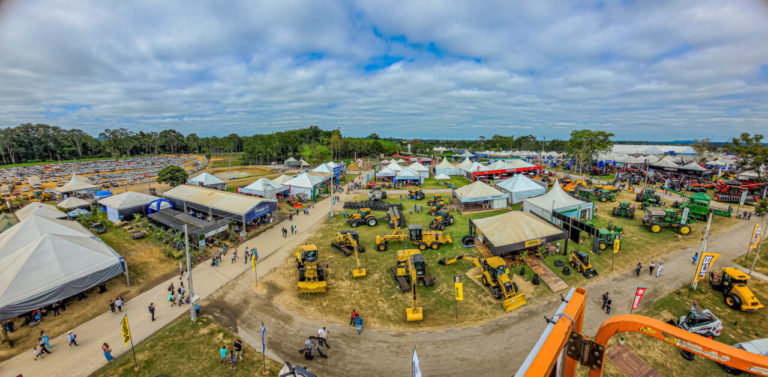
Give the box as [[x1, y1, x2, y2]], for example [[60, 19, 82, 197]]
[[693, 252, 720, 283], [120, 314, 131, 345], [750, 225, 762, 250]]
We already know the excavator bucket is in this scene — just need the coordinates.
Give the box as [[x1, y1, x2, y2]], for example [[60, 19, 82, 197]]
[[406, 306, 423, 322], [502, 293, 527, 312], [352, 267, 367, 278], [297, 281, 327, 294]]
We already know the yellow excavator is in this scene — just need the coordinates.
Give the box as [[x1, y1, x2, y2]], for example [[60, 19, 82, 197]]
[[439, 255, 526, 312], [330, 231, 365, 257], [405, 256, 423, 321], [392, 249, 435, 292], [296, 244, 327, 294]]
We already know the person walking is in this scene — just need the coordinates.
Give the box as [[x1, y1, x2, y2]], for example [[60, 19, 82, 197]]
[[290, 225, 294, 235], [67, 331, 78, 346], [37, 337, 51, 354], [649, 261, 655, 276], [349, 309, 358, 325], [233, 339, 243, 360], [148, 303, 155, 321], [601, 292, 609, 310], [33, 346, 42, 360], [353, 314, 363, 335], [229, 349, 237, 370], [102, 343, 113, 362], [692, 252, 699, 265], [169, 291, 176, 306], [634, 263, 642, 277], [232, 248, 238, 263], [177, 291, 184, 306], [219, 345, 228, 363], [312, 337, 327, 358], [656, 263, 664, 278], [605, 299, 612, 314], [109, 300, 116, 313], [317, 327, 330, 348], [302, 337, 313, 360], [41, 330, 52, 349], [114, 297, 123, 312]]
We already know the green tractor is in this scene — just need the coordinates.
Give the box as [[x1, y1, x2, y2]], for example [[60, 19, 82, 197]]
[[611, 201, 635, 219], [595, 225, 624, 251], [576, 187, 616, 202], [666, 188, 732, 220], [635, 188, 662, 208], [641, 208, 693, 235]]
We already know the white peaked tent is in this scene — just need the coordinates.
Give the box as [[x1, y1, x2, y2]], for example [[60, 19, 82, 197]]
[[497, 175, 547, 204], [284, 173, 326, 199], [0, 215, 124, 319], [15, 203, 67, 222], [394, 167, 422, 183], [488, 160, 509, 171], [650, 158, 681, 170], [378, 162, 403, 177], [57, 196, 90, 210], [523, 180, 593, 222], [458, 158, 475, 172], [505, 159, 535, 169], [435, 173, 451, 180], [99, 191, 167, 224], [55, 173, 99, 194], [457, 151, 475, 158], [408, 162, 430, 178], [272, 175, 293, 184], [454, 180, 508, 210], [435, 159, 460, 176], [238, 178, 288, 199], [187, 172, 227, 190]]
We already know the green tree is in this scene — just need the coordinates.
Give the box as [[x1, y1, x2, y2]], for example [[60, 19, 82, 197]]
[[726, 133, 767, 179], [567, 130, 615, 173], [156, 166, 188, 187]]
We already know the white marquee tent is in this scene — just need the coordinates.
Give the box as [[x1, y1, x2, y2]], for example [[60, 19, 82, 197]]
[[238, 178, 288, 199], [187, 172, 227, 190], [435, 159, 460, 176], [15, 203, 67, 222], [497, 175, 547, 204], [523, 180, 593, 222], [454, 180, 508, 210]]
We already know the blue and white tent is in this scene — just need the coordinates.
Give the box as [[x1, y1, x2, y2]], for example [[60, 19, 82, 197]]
[[496, 175, 546, 204]]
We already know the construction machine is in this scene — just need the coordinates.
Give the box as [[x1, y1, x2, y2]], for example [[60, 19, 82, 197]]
[[408, 188, 425, 200], [426, 194, 443, 206], [385, 206, 407, 229], [428, 209, 454, 230], [351, 239, 366, 278], [715, 179, 765, 203], [569, 251, 598, 278], [296, 244, 327, 294], [330, 230, 365, 257], [438, 254, 526, 312], [611, 201, 635, 219], [346, 208, 378, 228], [641, 207, 692, 235], [408, 224, 452, 250], [428, 200, 446, 215], [674, 304, 724, 338], [368, 187, 387, 201], [404, 256, 423, 321], [375, 223, 408, 251], [710, 267, 764, 311], [635, 188, 662, 207], [392, 249, 435, 292]]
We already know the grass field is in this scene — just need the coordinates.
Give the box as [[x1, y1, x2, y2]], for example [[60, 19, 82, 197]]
[[736, 238, 768, 276], [270, 194, 548, 330], [420, 176, 471, 189], [208, 153, 246, 169], [91, 315, 283, 377], [600, 279, 768, 377]]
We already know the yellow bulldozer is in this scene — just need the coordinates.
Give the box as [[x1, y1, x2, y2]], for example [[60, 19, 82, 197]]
[[405, 255, 423, 321], [330, 230, 365, 257], [296, 244, 327, 294], [346, 208, 379, 227], [392, 249, 435, 292], [710, 267, 763, 311], [439, 255, 526, 312]]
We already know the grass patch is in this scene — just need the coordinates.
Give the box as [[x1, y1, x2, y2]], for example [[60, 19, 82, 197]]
[[208, 153, 246, 169], [421, 176, 471, 190], [600, 279, 768, 377], [92, 315, 283, 377], [737, 241, 768, 276]]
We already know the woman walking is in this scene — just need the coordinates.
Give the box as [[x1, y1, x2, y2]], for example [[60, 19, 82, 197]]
[[102, 342, 114, 362]]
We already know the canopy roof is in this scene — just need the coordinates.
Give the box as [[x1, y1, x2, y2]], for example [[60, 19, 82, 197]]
[[435, 173, 451, 180], [0, 214, 124, 319], [285, 157, 298, 163], [435, 159, 455, 169], [681, 162, 707, 172], [15, 203, 67, 221], [99, 191, 160, 210], [471, 211, 565, 249], [504, 159, 535, 169], [524, 180, 587, 209], [272, 175, 293, 184], [650, 158, 680, 169], [395, 167, 420, 179], [298, 159, 310, 166], [188, 172, 225, 186], [241, 177, 287, 193], [284, 173, 326, 189], [312, 164, 333, 173], [56, 173, 99, 193], [408, 162, 429, 172], [454, 180, 507, 202], [457, 151, 475, 157], [163, 184, 275, 216], [497, 174, 546, 192], [57, 196, 90, 210]]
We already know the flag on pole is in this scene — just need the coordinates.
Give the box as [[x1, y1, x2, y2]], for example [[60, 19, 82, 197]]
[[412, 347, 422, 377], [693, 252, 721, 283], [261, 322, 266, 354], [750, 224, 762, 250], [631, 287, 647, 311]]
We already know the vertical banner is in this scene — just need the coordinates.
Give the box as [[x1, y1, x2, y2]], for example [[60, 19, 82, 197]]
[[693, 252, 721, 283], [750, 224, 763, 249], [613, 238, 621, 254], [631, 287, 647, 311], [120, 314, 131, 344], [681, 207, 690, 225], [740, 191, 748, 206], [454, 276, 463, 301]]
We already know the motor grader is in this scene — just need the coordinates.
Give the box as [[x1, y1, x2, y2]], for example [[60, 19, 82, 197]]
[[330, 230, 365, 257], [429, 209, 454, 230], [296, 244, 327, 294], [392, 249, 435, 292], [375, 223, 452, 251], [439, 254, 526, 312], [346, 208, 378, 228]]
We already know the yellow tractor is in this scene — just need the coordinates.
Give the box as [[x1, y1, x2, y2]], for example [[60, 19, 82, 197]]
[[375, 224, 452, 251], [405, 256, 423, 321], [296, 244, 327, 294], [709, 267, 764, 311], [346, 208, 378, 228], [392, 249, 435, 292], [427, 194, 443, 206], [330, 230, 365, 257], [428, 200, 446, 215], [439, 255, 526, 312], [408, 188, 425, 200]]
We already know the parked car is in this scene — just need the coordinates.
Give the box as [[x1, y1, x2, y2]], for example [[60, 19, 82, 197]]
[[719, 338, 768, 375]]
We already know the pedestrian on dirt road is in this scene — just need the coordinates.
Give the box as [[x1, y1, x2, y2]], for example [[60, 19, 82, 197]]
[[109, 300, 116, 313], [231, 249, 237, 263], [219, 345, 228, 363], [169, 292, 176, 306], [33, 346, 42, 360], [311, 336, 328, 358], [233, 339, 243, 360], [102, 343, 113, 362], [289, 213, 293, 221], [353, 314, 363, 334], [148, 303, 155, 321], [291, 225, 294, 235], [177, 292, 184, 306], [349, 309, 358, 325], [634, 263, 642, 277], [67, 331, 78, 346], [656, 263, 664, 278], [114, 297, 123, 312], [318, 327, 330, 348], [649, 261, 655, 275], [748, 212, 752, 221], [302, 337, 313, 360], [601, 292, 609, 310], [605, 299, 612, 314], [692, 252, 699, 265], [41, 330, 52, 349], [38, 337, 51, 354]]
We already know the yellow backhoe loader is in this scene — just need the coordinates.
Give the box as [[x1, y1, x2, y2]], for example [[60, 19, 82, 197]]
[[330, 230, 365, 257], [439, 254, 526, 312]]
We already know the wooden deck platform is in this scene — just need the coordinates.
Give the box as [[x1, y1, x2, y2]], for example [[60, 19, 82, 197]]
[[526, 257, 569, 293], [606, 344, 662, 377]]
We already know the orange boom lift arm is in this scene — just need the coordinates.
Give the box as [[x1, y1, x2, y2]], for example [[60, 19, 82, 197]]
[[515, 287, 768, 377]]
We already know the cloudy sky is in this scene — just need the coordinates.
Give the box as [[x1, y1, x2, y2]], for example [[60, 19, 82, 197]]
[[1, 0, 767, 140]]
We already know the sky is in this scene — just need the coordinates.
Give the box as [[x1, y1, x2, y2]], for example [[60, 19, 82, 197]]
[[0, 1, 767, 141]]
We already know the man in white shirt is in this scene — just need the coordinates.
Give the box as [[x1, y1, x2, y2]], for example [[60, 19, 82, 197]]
[[317, 327, 330, 348], [656, 263, 664, 278]]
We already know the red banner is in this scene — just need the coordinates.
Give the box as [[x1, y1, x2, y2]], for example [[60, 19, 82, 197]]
[[632, 287, 647, 311]]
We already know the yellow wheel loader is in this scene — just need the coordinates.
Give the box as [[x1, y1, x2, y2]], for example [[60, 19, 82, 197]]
[[296, 244, 327, 294], [439, 255, 526, 312]]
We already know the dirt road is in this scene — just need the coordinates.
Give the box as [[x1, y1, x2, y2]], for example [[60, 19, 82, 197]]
[[210, 217, 759, 377]]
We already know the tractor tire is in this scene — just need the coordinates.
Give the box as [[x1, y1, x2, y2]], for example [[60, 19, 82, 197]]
[[299, 268, 306, 282], [513, 282, 520, 293], [461, 235, 475, 246], [350, 221, 358, 228], [553, 260, 565, 267], [448, 216, 455, 225], [358, 245, 366, 253], [599, 243, 607, 250], [681, 350, 696, 361], [532, 274, 540, 285], [600, 197, 607, 202], [678, 225, 691, 235], [430, 242, 439, 250], [651, 224, 662, 233], [725, 293, 741, 310], [317, 267, 325, 281], [367, 218, 378, 227], [612, 207, 618, 217], [635, 193, 643, 201], [562, 266, 571, 275], [492, 287, 502, 299], [654, 195, 661, 203], [377, 243, 387, 252], [610, 197, 616, 202], [419, 243, 428, 250]]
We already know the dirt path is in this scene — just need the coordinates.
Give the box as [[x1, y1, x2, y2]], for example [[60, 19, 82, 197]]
[[211, 217, 760, 377]]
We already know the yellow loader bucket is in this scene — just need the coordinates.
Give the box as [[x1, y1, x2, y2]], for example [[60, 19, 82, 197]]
[[352, 267, 367, 278], [406, 306, 423, 322], [445, 233, 453, 244], [502, 293, 527, 312], [298, 281, 327, 294]]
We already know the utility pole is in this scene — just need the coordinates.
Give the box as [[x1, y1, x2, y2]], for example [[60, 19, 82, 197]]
[[184, 224, 197, 322]]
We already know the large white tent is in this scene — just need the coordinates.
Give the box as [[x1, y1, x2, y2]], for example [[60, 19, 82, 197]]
[[54, 173, 99, 195], [523, 180, 593, 222], [187, 172, 227, 190], [680, 162, 708, 173], [238, 177, 288, 199], [15, 203, 67, 222], [454, 180, 508, 210], [99, 191, 168, 224], [57, 196, 90, 210], [394, 167, 423, 184], [435, 159, 460, 176], [497, 175, 547, 204], [284, 173, 326, 199], [408, 162, 430, 179], [272, 175, 294, 184], [0, 214, 124, 319]]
